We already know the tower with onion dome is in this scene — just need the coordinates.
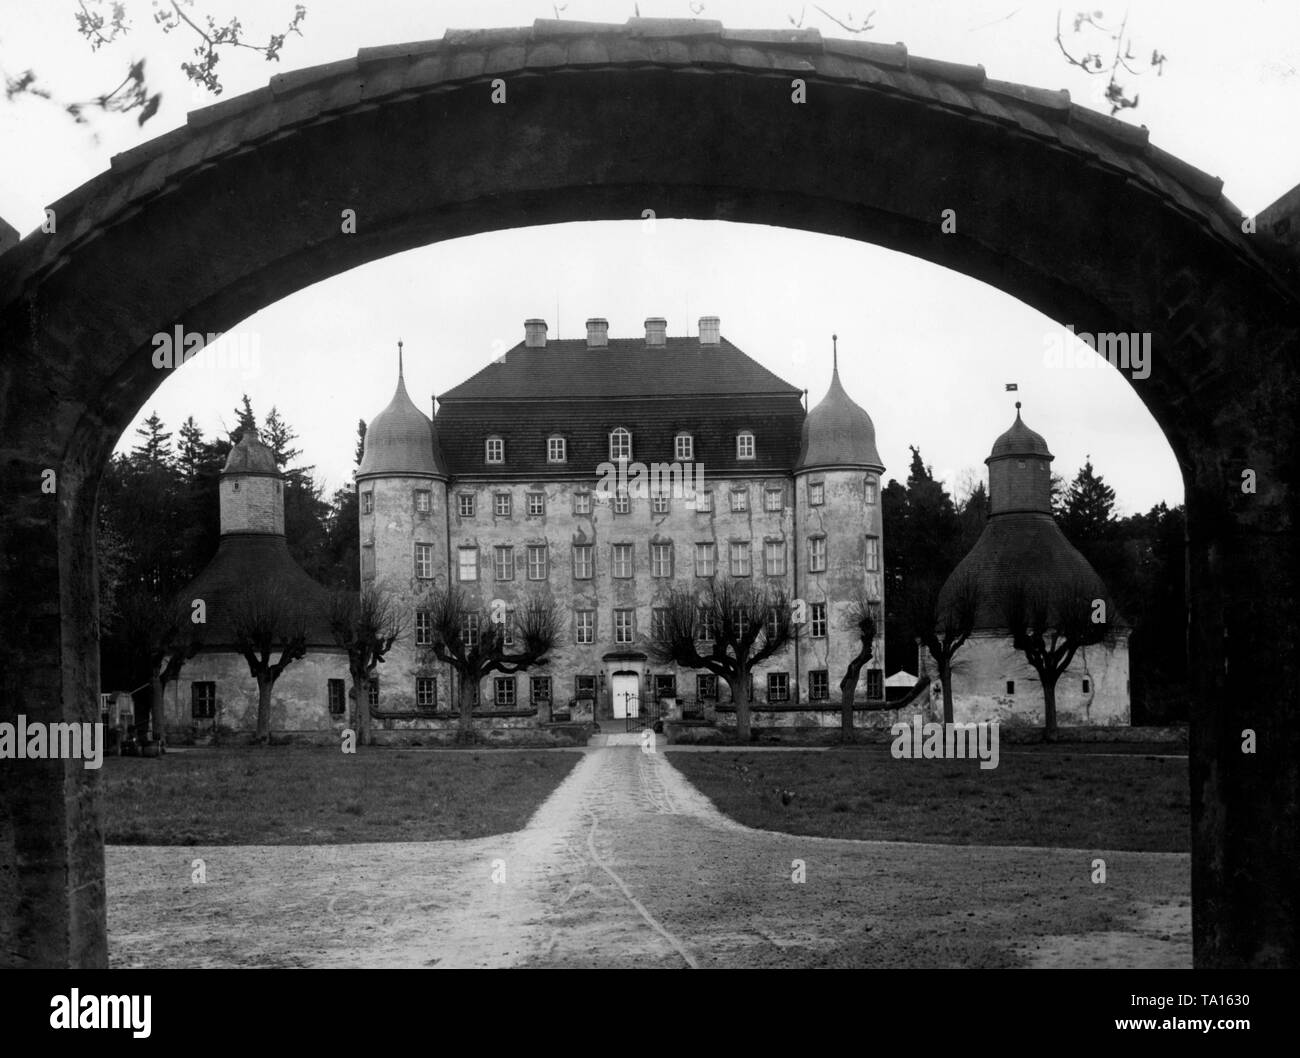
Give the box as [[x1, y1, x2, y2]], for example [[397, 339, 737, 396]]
[[926, 402, 1131, 726], [355, 341, 450, 712], [793, 337, 887, 706]]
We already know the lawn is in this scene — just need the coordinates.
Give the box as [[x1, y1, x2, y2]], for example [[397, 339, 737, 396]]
[[101, 747, 581, 845], [668, 747, 1190, 852]]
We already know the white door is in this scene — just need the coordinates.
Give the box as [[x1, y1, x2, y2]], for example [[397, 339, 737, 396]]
[[611, 674, 639, 719]]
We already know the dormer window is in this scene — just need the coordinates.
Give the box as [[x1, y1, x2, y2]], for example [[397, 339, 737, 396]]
[[737, 431, 755, 460], [485, 437, 505, 464], [609, 427, 632, 462], [675, 433, 694, 461], [548, 436, 567, 464]]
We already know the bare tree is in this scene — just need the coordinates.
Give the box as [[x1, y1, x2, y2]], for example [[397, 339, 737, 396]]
[[647, 579, 794, 742], [115, 587, 203, 745], [230, 579, 307, 744], [838, 589, 881, 742], [329, 585, 404, 747], [908, 570, 981, 724], [1004, 575, 1113, 736], [422, 589, 560, 744]]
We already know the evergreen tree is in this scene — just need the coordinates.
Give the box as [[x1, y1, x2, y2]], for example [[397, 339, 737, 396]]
[[177, 416, 206, 482], [354, 419, 367, 466], [230, 394, 257, 443], [132, 411, 173, 467], [1059, 459, 1117, 543]]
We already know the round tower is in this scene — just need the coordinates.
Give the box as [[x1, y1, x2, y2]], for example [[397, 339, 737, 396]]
[[794, 337, 887, 702], [219, 426, 284, 535]]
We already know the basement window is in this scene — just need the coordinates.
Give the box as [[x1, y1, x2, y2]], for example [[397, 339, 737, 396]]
[[1082, 677, 1091, 693], [1006, 680, 1015, 694]]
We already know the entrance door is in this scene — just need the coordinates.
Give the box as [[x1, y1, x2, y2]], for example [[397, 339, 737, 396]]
[[611, 673, 639, 719]]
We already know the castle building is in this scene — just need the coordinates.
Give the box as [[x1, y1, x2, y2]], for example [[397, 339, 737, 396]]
[[165, 428, 350, 739], [357, 317, 887, 730], [923, 405, 1131, 725]]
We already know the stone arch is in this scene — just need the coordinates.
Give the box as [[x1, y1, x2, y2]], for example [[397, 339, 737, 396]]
[[1, 18, 1296, 968]]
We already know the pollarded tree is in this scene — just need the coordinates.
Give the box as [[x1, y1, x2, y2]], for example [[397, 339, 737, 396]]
[[647, 579, 794, 743], [114, 587, 204, 745], [838, 589, 881, 742], [906, 570, 981, 725], [329, 585, 405, 747], [1004, 575, 1114, 736], [423, 589, 560, 743], [230, 579, 308, 744]]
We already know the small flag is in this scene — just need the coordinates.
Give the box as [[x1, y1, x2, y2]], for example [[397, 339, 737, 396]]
[[1005, 383, 1019, 391]]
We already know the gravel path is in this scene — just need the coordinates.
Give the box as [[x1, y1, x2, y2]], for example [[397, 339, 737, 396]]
[[107, 740, 1190, 968]]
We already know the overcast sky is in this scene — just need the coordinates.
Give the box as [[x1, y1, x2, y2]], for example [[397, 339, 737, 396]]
[[3, 0, 1298, 512]]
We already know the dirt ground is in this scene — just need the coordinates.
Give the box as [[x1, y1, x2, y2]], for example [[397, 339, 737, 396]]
[[107, 737, 1190, 968]]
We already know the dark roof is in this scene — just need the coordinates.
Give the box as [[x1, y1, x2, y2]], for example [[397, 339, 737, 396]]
[[223, 427, 278, 475], [439, 336, 803, 401], [178, 534, 338, 650], [988, 407, 1052, 461], [796, 363, 883, 472], [434, 394, 804, 478], [938, 512, 1121, 631], [358, 372, 447, 479]]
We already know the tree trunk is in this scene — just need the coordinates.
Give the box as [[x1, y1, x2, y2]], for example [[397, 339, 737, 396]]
[[149, 672, 165, 745], [350, 670, 370, 747], [940, 666, 954, 725], [839, 678, 857, 742], [728, 675, 751, 742], [457, 672, 475, 745], [1042, 677, 1058, 738], [256, 674, 273, 744]]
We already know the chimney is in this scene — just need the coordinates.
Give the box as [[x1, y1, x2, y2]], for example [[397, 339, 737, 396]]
[[586, 317, 609, 348], [644, 317, 667, 347], [698, 316, 720, 345], [524, 318, 547, 348]]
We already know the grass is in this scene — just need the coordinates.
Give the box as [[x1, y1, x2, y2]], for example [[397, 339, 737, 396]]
[[668, 747, 1190, 852], [102, 747, 580, 845]]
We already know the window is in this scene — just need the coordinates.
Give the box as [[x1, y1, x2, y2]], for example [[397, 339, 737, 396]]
[[531, 676, 552, 707], [485, 437, 504, 464], [675, 433, 693, 460], [527, 492, 546, 517], [737, 431, 755, 460], [415, 489, 432, 513], [462, 613, 480, 648], [191, 681, 216, 719], [764, 608, 781, 641], [696, 608, 715, 642], [865, 536, 880, 572], [614, 609, 635, 644], [768, 673, 789, 702], [548, 436, 566, 464], [527, 544, 548, 581], [765, 488, 783, 512], [730, 488, 748, 512], [808, 481, 824, 507], [764, 540, 786, 576], [694, 542, 716, 577], [361, 490, 374, 514], [458, 493, 475, 517], [809, 670, 829, 701], [810, 602, 827, 638], [494, 677, 516, 707], [609, 427, 632, 461], [573, 491, 593, 516], [809, 536, 827, 573], [697, 674, 718, 700], [415, 609, 433, 646], [651, 542, 673, 577], [651, 607, 669, 640], [865, 477, 878, 504], [575, 675, 597, 700], [575, 610, 594, 644], [866, 670, 884, 699], [368, 678, 379, 707], [573, 544, 593, 580], [613, 490, 630, 515], [328, 679, 346, 715], [1006, 680, 1015, 695], [1082, 677, 1091, 693], [694, 490, 713, 513], [458, 546, 478, 581], [494, 546, 514, 581], [496, 608, 515, 648], [651, 492, 670, 514], [612, 543, 634, 579], [416, 542, 435, 579], [653, 674, 677, 701], [730, 541, 751, 577], [416, 677, 437, 709], [494, 492, 511, 517]]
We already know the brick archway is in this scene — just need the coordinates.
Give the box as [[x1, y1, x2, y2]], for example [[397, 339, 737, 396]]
[[1, 18, 1296, 968]]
